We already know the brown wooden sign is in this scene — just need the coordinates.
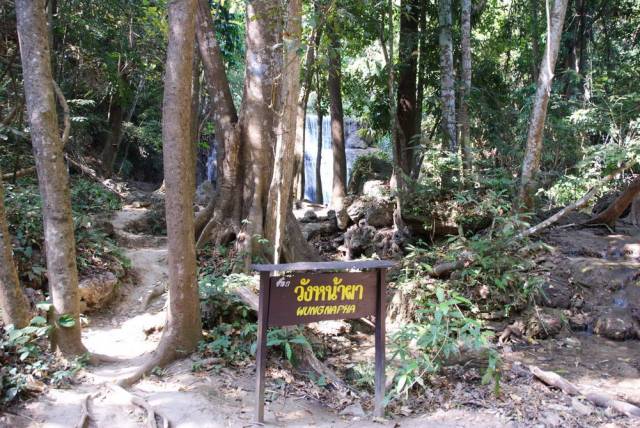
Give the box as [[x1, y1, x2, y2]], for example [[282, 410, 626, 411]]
[[251, 260, 395, 424]]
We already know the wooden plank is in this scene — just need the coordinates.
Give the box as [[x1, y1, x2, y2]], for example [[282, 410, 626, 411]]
[[374, 268, 387, 418], [255, 271, 271, 423], [251, 260, 396, 272]]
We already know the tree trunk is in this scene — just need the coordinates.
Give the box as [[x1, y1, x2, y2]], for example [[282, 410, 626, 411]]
[[438, 0, 457, 152], [397, 0, 420, 176], [0, 173, 31, 329], [586, 176, 640, 227], [119, 0, 201, 385], [327, 25, 347, 220], [265, 0, 302, 264], [15, 0, 87, 356], [293, 1, 323, 202], [315, 103, 324, 205], [531, 0, 540, 82], [413, 0, 427, 179], [194, 0, 318, 263], [459, 0, 472, 173], [100, 95, 125, 178], [519, 0, 570, 210]]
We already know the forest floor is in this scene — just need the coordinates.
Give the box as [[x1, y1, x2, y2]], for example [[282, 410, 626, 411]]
[[3, 191, 640, 427]]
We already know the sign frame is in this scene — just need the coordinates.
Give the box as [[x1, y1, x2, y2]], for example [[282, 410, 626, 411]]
[[251, 260, 395, 423]]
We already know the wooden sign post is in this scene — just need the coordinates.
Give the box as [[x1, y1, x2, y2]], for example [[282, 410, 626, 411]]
[[251, 260, 395, 423]]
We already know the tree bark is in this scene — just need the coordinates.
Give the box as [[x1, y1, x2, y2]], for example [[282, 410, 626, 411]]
[[531, 0, 540, 82], [397, 0, 421, 175], [315, 102, 324, 205], [413, 0, 428, 179], [459, 0, 473, 173], [519, 0, 570, 210], [119, 0, 200, 386], [438, 0, 457, 152], [100, 95, 125, 178], [15, 0, 86, 356], [586, 176, 640, 228], [265, 0, 302, 263], [327, 24, 347, 218], [0, 173, 31, 329]]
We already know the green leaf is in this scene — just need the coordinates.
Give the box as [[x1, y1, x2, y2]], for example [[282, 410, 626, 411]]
[[284, 342, 292, 361], [58, 314, 76, 328], [30, 316, 48, 326], [436, 288, 445, 303]]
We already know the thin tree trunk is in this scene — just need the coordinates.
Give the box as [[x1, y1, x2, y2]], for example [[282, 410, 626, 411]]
[[315, 102, 324, 205], [397, 0, 420, 175], [100, 95, 125, 177], [190, 50, 201, 187], [0, 173, 31, 328], [519, 0, 570, 210], [119, 0, 201, 386], [438, 0, 457, 152], [413, 0, 427, 179], [327, 25, 347, 222], [531, 0, 540, 82], [459, 0, 472, 173], [15, 0, 86, 355], [265, 0, 302, 263]]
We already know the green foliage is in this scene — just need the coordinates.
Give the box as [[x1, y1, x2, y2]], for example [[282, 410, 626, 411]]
[[1, 317, 87, 408], [3, 177, 126, 286], [266, 327, 309, 364], [389, 287, 500, 399]]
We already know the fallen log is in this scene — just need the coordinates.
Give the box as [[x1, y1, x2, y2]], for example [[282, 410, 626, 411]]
[[2, 166, 36, 180], [585, 175, 640, 228], [529, 365, 640, 418]]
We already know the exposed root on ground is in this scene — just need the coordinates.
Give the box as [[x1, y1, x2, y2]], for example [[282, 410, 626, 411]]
[[74, 393, 92, 428], [109, 384, 171, 428]]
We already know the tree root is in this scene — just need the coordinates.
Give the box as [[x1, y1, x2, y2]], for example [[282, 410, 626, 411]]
[[529, 365, 640, 418], [74, 394, 93, 428], [143, 282, 167, 308], [108, 384, 171, 428]]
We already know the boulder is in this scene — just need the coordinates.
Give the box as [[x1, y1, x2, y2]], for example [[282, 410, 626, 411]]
[[301, 219, 338, 240], [570, 258, 640, 290], [347, 156, 392, 194], [593, 308, 639, 340], [300, 209, 318, 223], [534, 278, 573, 309], [346, 196, 394, 228], [79, 272, 118, 312], [343, 220, 377, 259], [362, 180, 388, 199]]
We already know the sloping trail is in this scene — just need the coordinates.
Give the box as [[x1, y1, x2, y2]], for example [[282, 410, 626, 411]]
[[9, 201, 510, 427]]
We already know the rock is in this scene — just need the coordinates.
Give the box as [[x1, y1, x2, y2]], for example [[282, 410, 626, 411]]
[[535, 278, 573, 309], [300, 209, 318, 223], [362, 180, 388, 199], [347, 156, 392, 194], [301, 220, 338, 240], [525, 307, 563, 339], [195, 180, 215, 206], [339, 403, 365, 418], [79, 272, 118, 312], [593, 308, 639, 340], [570, 258, 640, 290], [571, 398, 593, 416], [568, 312, 591, 331], [336, 207, 350, 230], [346, 196, 394, 228], [343, 220, 377, 259]]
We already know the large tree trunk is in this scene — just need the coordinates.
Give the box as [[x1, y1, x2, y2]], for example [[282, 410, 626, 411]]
[[519, 0, 570, 210], [438, 0, 457, 152], [119, 0, 201, 386], [0, 173, 31, 329], [265, 0, 302, 263], [397, 0, 420, 176], [327, 25, 347, 222], [459, 0, 472, 173], [16, 0, 86, 356], [195, 0, 318, 263]]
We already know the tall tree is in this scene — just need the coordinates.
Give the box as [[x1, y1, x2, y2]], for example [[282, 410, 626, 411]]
[[315, 86, 324, 205], [519, 0, 570, 210], [438, 0, 457, 152], [0, 173, 31, 329], [459, 0, 472, 172], [194, 0, 318, 262], [327, 21, 347, 224], [397, 0, 421, 176], [120, 0, 201, 385], [15, 0, 87, 356], [265, 0, 303, 263]]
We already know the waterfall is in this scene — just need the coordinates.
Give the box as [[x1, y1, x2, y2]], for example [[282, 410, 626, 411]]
[[206, 141, 217, 185]]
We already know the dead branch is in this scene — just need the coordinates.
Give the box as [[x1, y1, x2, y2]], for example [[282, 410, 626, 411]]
[[519, 162, 636, 238], [108, 384, 171, 428], [74, 394, 92, 428], [529, 365, 640, 417], [429, 251, 474, 278], [2, 166, 36, 180]]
